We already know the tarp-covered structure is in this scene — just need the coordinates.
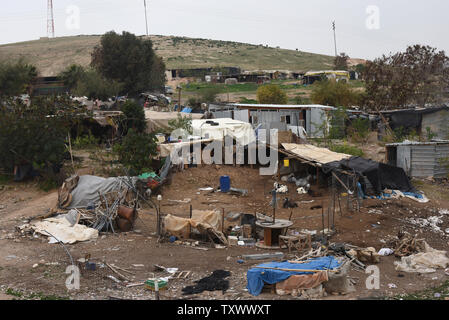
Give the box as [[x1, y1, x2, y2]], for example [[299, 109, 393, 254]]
[[192, 118, 256, 146], [247, 256, 341, 296], [322, 157, 416, 195], [280, 143, 415, 195], [380, 106, 449, 140], [145, 111, 203, 133]]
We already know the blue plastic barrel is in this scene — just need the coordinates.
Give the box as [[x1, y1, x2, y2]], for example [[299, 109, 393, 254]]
[[220, 176, 231, 192]]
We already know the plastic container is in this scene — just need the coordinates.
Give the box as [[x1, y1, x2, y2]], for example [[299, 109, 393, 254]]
[[220, 176, 231, 192]]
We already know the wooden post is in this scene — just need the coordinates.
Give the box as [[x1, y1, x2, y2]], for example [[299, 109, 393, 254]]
[[321, 201, 325, 238], [222, 208, 225, 234], [189, 204, 192, 239]]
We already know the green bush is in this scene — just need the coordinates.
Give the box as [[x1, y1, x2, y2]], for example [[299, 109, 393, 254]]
[[256, 84, 288, 104], [120, 100, 147, 134], [73, 132, 100, 149], [310, 79, 360, 107], [113, 129, 157, 175], [330, 142, 364, 157], [349, 118, 370, 141], [0, 96, 86, 175], [167, 113, 193, 135]]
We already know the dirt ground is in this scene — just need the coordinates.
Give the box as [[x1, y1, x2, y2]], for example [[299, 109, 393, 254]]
[[0, 165, 448, 300]]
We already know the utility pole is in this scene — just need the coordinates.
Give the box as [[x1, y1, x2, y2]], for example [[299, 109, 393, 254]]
[[332, 21, 338, 57], [47, 0, 55, 38], [144, 0, 149, 36]]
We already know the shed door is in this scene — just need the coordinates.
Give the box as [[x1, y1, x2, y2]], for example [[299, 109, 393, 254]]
[[397, 146, 411, 176]]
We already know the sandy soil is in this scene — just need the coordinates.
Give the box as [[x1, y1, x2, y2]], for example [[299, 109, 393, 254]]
[[0, 165, 448, 300]]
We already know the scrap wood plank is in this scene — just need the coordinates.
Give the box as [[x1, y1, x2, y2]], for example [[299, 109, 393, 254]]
[[253, 266, 337, 273]]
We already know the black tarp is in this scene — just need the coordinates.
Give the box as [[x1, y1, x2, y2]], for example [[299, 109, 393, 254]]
[[383, 106, 449, 131], [323, 157, 415, 195]]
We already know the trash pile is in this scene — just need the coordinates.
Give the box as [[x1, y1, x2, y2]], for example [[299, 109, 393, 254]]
[[18, 174, 155, 244]]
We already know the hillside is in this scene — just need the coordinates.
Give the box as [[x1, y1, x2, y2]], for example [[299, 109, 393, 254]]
[[0, 35, 335, 76]]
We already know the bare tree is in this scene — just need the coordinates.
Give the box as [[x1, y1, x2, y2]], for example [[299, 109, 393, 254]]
[[364, 45, 449, 110]]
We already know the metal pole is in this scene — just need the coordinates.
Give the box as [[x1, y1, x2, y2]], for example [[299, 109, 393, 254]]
[[332, 21, 338, 56], [144, 0, 149, 36], [333, 21, 338, 57]]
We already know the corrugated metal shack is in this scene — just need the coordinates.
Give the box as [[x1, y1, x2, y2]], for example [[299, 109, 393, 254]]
[[378, 106, 449, 140], [386, 140, 449, 178], [208, 103, 336, 138]]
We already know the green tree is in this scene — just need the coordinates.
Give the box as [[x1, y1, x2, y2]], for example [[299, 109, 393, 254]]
[[168, 113, 193, 134], [310, 79, 359, 107], [200, 87, 220, 103], [74, 69, 123, 100], [334, 53, 349, 70], [256, 84, 288, 104], [59, 64, 86, 91], [0, 96, 87, 174], [0, 59, 37, 97], [113, 129, 157, 175], [91, 31, 166, 96], [120, 100, 147, 134]]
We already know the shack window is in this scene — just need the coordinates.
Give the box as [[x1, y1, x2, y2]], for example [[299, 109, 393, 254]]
[[286, 115, 291, 124], [280, 116, 286, 123]]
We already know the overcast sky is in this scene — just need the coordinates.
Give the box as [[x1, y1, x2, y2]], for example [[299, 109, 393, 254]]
[[1, 0, 448, 60]]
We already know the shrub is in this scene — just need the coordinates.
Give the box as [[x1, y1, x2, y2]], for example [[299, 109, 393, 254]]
[[330, 142, 364, 157], [120, 100, 147, 134], [310, 79, 360, 107], [256, 84, 288, 104], [0, 96, 87, 177], [349, 118, 370, 142], [73, 132, 100, 149], [113, 129, 158, 175], [200, 87, 220, 103], [168, 113, 193, 135]]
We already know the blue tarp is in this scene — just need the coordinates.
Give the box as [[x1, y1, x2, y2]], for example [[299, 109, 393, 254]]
[[246, 256, 341, 296], [181, 107, 192, 113]]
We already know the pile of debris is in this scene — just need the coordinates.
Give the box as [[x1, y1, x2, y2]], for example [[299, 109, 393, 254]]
[[17, 174, 156, 244]]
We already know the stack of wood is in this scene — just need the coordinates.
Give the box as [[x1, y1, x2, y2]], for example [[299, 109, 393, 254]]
[[393, 232, 426, 257]]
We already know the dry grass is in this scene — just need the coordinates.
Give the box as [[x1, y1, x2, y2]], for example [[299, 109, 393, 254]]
[[0, 34, 334, 76]]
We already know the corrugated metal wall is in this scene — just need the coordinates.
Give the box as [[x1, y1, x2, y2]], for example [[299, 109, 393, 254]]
[[435, 144, 449, 177], [421, 110, 449, 140], [409, 144, 449, 178]]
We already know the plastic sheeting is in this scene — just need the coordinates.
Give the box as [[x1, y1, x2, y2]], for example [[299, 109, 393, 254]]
[[247, 256, 341, 296], [32, 217, 98, 244], [66, 175, 136, 209], [192, 118, 256, 146], [394, 243, 449, 273], [323, 157, 415, 194], [164, 210, 223, 239]]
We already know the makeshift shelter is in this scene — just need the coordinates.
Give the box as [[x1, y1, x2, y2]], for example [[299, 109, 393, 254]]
[[192, 118, 256, 146], [145, 111, 203, 133], [379, 106, 449, 140], [247, 256, 342, 296], [386, 140, 449, 178], [323, 157, 416, 195], [278, 143, 416, 196]]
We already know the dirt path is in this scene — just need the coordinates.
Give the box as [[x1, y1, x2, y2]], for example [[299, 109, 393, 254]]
[[0, 166, 448, 300]]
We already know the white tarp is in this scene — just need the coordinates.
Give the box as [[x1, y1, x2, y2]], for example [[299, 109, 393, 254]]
[[394, 242, 449, 273], [192, 118, 256, 146], [32, 217, 99, 244]]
